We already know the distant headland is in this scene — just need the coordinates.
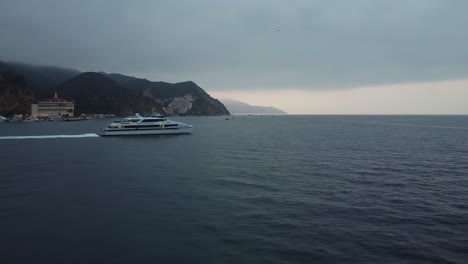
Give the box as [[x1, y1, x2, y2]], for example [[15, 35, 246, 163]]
[[221, 99, 287, 115]]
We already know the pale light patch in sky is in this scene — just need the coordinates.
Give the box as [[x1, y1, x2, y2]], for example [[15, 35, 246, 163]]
[[212, 79, 468, 115]]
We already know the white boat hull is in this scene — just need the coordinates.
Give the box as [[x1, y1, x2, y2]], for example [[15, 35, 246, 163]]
[[101, 127, 193, 136]]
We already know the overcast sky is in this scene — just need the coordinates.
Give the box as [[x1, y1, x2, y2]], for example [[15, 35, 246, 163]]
[[1, 0, 467, 113]]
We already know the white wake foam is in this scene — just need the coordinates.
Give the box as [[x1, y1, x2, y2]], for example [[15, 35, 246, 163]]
[[0, 133, 100, 140]]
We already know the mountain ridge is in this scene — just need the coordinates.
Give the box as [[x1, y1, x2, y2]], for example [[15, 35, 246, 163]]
[[0, 60, 230, 116]]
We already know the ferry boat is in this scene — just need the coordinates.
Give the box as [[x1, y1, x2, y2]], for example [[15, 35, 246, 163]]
[[100, 113, 194, 136]]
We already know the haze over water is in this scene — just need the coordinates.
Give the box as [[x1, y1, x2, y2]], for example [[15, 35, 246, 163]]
[[1, 115, 467, 263]]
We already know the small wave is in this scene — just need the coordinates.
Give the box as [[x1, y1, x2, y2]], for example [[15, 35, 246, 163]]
[[346, 121, 468, 130], [379, 123, 468, 130], [0, 133, 100, 140]]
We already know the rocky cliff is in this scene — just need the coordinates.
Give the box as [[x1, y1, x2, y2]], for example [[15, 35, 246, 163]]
[[137, 81, 229, 116]]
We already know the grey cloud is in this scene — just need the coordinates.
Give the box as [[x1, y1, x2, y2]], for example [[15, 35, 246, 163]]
[[1, 0, 467, 91]]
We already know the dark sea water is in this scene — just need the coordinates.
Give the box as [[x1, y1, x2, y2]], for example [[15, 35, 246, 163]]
[[1, 115, 467, 264]]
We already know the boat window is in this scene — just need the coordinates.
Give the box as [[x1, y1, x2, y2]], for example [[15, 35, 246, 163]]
[[123, 125, 137, 128], [164, 124, 178, 127], [142, 119, 164, 122]]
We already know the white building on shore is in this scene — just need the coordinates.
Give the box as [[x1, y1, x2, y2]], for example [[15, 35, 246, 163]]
[[31, 93, 74, 117]]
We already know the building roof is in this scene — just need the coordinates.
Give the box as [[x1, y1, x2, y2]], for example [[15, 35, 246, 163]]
[[37, 92, 73, 104], [39, 98, 72, 103]]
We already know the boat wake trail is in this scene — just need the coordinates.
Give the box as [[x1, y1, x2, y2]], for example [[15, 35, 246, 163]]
[[0, 133, 100, 140]]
